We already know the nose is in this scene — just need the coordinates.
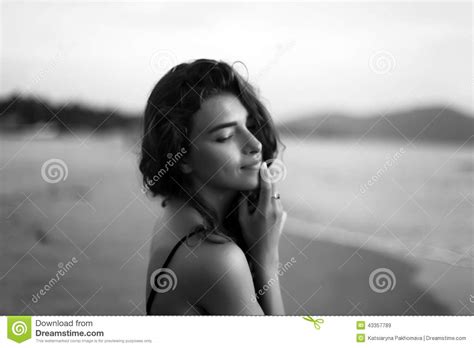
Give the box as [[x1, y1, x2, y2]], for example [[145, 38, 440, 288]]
[[243, 133, 262, 156]]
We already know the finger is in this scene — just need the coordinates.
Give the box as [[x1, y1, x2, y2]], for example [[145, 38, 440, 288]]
[[274, 195, 283, 212], [268, 179, 284, 213], [281, 211, 288, 227], [270, 181, 278, 207], [258, 162, 272, 211]]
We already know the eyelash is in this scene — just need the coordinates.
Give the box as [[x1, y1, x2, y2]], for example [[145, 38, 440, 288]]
[[216, 134, 234, 143], [215, 124, 257, 143]]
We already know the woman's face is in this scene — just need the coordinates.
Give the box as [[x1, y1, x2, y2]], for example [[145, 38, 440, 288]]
[[184, 93, 263, 193]]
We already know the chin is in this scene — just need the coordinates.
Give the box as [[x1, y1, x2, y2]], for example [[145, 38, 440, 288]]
[[225, 169, 259, 191], [236, 178, 259, 191]]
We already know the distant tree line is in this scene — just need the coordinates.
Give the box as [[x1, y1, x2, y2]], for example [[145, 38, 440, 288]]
[[0, 94, 141, 133]]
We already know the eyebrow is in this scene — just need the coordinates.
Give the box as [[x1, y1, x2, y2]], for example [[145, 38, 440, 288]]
[[207, 114, 251, 134], [207, 121, 238, 134]]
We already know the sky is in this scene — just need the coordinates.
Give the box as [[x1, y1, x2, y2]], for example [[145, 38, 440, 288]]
[[1, 0, 472, 122]]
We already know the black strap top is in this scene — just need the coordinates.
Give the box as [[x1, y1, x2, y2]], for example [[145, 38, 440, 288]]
[[146, 230, 199, 315]]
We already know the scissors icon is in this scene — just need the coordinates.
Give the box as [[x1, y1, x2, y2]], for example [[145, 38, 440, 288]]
[[303, 316, 324, 330]]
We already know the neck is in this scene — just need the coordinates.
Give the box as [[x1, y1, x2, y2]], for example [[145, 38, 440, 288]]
[[189, 182, 239, 226]]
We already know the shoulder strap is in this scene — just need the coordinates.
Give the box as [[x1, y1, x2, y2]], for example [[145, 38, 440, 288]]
[[146, 230, 200, 314]]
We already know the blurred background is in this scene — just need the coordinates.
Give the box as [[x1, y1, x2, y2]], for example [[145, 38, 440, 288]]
[[1, 0, 473, 315]]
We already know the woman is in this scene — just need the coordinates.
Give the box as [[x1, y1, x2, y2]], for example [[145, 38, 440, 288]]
[[139, 58, 287, 315]]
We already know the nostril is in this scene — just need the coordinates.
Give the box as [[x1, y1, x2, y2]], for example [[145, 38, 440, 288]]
[[252, 141, 262, 153], [243, 137, 262, 155]]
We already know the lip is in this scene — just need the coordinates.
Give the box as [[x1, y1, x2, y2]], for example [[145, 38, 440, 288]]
[[241, 160, 262, 170]]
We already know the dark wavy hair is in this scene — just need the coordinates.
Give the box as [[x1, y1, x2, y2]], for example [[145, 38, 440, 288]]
[[139, 58, 284, 246]]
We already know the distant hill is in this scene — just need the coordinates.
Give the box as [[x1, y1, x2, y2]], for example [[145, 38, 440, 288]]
[[278, 106, 474, 144], [0, 94, 141, 134]]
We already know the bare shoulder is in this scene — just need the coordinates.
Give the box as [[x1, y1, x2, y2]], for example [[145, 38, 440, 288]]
[[159, 199, 248, 279], [149, 199, 235, 278], [178, 238, 262, 314], [148, 199, 262, 314], [184, 238, 246, 275]]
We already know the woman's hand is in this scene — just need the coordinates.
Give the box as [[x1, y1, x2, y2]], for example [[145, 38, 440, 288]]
[[238, 162, 288, 262]]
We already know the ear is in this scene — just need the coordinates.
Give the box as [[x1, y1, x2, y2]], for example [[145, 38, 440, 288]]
[[179, 159, 193, 174]]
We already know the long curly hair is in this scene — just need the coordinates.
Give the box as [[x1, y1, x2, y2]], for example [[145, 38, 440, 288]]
[[139, 58, 284, 247]]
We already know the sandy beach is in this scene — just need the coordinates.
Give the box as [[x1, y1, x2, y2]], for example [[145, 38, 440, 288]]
[[279, 216, 472, 315]]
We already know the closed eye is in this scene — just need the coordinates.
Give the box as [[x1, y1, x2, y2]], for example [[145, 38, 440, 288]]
[[216, 134, 234, 143], [215, 118, 257, 143]]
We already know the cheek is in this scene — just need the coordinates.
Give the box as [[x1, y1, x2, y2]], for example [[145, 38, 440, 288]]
[[192, 144, 240, 179]]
